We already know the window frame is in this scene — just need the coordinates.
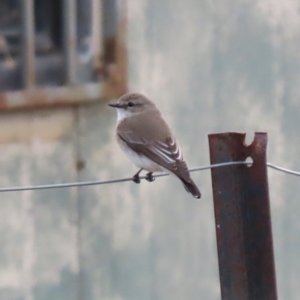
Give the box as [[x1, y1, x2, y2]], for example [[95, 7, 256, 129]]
[[0, 0, 127, 111]]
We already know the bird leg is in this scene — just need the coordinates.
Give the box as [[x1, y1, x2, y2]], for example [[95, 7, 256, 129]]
[[132, 168, 143, 184], [145, 172, 155, 182]]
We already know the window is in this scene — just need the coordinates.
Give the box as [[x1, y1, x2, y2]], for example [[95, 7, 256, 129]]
[[0, 0, 126, 109]]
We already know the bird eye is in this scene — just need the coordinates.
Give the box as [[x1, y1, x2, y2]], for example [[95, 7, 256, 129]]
[[128, 102, 134, 107]]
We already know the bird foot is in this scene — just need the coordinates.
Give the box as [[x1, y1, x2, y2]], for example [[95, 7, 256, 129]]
[[132, 174, 141, 184], [145, 172, 155, 182]]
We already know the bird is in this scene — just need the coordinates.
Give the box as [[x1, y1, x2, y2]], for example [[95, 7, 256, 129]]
[[108, 93, 201, 199]]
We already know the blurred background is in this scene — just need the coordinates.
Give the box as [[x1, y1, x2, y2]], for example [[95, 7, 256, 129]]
[[0, 0, 299, 299]]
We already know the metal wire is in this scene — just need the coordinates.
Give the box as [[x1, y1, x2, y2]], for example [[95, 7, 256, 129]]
[[266, 162, 300, 177], [0, 161, 299, 193]]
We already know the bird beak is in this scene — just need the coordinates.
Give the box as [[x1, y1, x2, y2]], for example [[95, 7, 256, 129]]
[[108, 102, 123, 108]]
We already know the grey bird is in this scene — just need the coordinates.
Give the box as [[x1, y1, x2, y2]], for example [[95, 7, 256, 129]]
[[109, 93, 201, 199]]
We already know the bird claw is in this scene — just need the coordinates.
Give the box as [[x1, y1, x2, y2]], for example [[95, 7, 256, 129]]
[[145, 173, 155, 182], [132, 174, 141, 184]]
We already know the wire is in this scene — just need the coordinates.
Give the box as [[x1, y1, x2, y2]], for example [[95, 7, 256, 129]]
[[266, 162, 300, 177], [0, 161, 298, 193]]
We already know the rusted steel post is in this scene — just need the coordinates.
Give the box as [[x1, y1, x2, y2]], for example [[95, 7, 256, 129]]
[[208, 132, 277, 300]]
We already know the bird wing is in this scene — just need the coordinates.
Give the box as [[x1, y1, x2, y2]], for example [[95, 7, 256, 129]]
[[118, 131, 191, 182]]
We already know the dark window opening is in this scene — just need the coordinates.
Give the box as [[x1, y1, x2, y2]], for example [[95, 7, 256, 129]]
[[0, 0, 119, 91]]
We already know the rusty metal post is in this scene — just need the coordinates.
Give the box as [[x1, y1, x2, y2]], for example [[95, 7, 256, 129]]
[[208, 132, 277, 300]]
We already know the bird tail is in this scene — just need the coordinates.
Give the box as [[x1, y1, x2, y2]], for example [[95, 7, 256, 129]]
[[181, 178, 201, 199]]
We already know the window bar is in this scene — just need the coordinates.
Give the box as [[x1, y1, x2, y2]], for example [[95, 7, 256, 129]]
[[91, 0, 103, 71], [63, 0, 77, 84], [21, 0, 36, 88]]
